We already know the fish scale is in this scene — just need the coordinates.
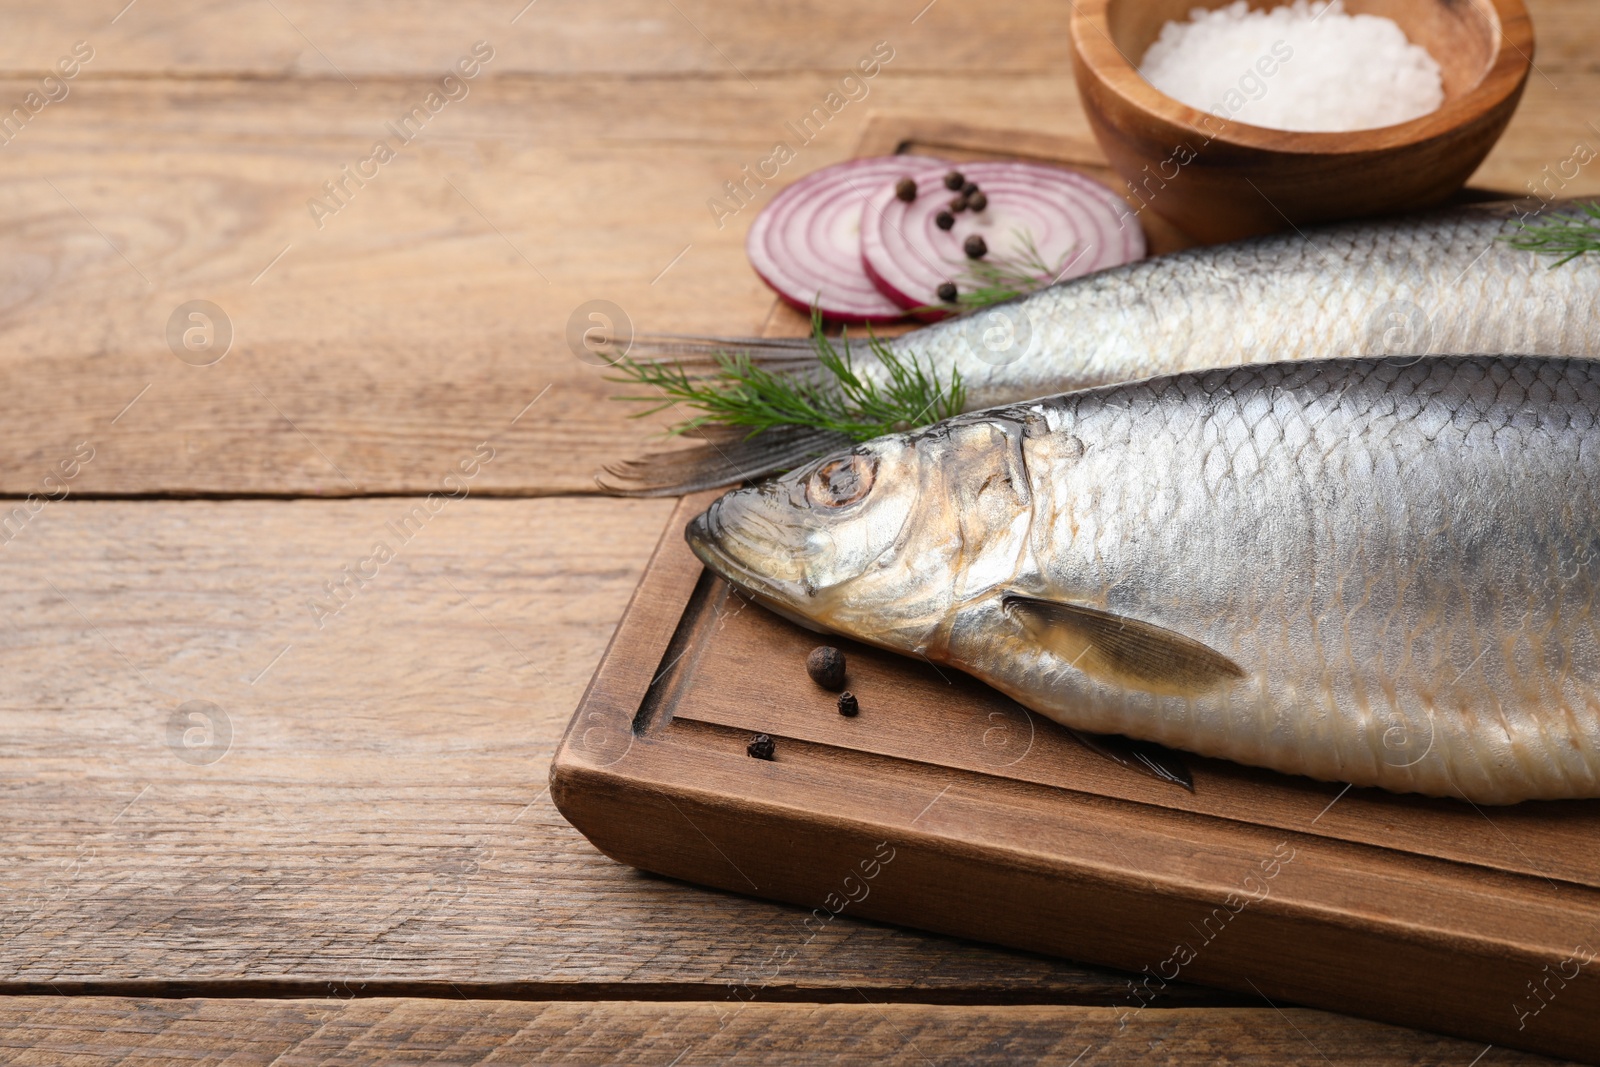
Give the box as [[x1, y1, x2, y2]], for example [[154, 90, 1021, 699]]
[[1001, 359, 1600, 800], [688, 356, 1600, 802]]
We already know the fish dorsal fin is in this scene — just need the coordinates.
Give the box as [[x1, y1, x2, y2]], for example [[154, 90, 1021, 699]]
[[1003, 595, 1246, 697]]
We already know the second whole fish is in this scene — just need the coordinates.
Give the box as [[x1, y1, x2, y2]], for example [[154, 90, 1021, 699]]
[[872, 199, 1599, 407]]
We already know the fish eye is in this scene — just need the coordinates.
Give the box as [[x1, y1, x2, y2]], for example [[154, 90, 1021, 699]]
[[807, 453, 876, 509]]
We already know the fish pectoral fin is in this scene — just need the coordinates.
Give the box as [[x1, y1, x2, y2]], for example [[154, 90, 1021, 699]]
[[1002, 595, 1246, 697]]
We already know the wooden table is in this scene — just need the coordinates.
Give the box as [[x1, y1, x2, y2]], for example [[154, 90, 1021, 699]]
[[1, 2, 1596, 1063]]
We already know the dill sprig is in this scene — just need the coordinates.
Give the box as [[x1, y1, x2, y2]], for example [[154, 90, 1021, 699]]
[[914, 228, 1074, 314], [1501, 201, 1600, 267], [608, 310, 966, 441]]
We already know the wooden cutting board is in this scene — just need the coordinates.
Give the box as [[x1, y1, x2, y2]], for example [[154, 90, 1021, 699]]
[[551, 117, 1600, 1063]]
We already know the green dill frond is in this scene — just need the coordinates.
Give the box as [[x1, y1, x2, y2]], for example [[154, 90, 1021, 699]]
[[1501, 201, 1600, 267], [607, 309, 965, 442]]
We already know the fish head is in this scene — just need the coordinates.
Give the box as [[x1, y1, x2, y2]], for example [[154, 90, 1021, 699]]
[[686, 417, 1033, 652]]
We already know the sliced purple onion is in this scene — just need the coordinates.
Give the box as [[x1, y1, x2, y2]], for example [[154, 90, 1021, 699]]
[[745, 156, 944, 325], [860, 160, 1145, 313]]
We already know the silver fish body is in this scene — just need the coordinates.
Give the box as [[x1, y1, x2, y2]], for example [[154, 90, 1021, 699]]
[[688, 357, 1600, 804], [865, 200, 1600, 409]]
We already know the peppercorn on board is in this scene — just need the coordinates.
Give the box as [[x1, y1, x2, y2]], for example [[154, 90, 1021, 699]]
[[550, 122, 1597, 1063]]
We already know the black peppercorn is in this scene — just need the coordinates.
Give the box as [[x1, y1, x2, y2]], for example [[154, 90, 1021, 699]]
[[967, 191, 988, 212], [935, 210, 955, 230], [961, 180, 978, 196], [943, 170, 965, 190], [964, 234, 988, 259], [837, 692, 859, 717], [936, 281, 958, 302], [895, 177, 917, 202], [806, 646, 847, 690], [747, 733, 775, 760], [949, 196, 968, 213]]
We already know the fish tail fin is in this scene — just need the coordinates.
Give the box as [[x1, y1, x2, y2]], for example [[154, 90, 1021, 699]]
[[623, 332, 822, 375], [595, 424, 853, 496], [596, 329, 855, 495]]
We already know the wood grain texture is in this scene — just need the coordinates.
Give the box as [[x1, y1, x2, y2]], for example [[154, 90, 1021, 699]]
[[0, 497, 1167, 1000], [0, 0, 1074, 78], [0, 998, 1575, 1066], [0, 0, 1593, 79], [0, 75, 1093, 497]]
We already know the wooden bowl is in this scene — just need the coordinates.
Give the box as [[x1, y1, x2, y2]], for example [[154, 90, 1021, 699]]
[[1069, 0, 1534, 242]]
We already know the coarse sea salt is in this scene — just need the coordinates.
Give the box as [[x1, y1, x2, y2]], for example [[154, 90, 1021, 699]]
[[1138, 0, 1445, 133]]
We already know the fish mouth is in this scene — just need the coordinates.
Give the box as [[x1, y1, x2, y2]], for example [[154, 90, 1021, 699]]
[[685, 504, 788, 600], [684, 505, 830, 634], [685, 508, 748, 585]]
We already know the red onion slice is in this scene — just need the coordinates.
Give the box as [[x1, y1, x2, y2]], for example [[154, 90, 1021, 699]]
[[746, 156, 943, 325], [860, 161, 1145, 313]]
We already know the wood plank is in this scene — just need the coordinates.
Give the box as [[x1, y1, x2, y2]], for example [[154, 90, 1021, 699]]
[[0, 74, 1097, 497], [0, 497, 1182, 999], [0, 998, 1574, 1066], [0, 0, 1073, 78], [0, 0, 1591, 78], [0, 61, 1595, 495]]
